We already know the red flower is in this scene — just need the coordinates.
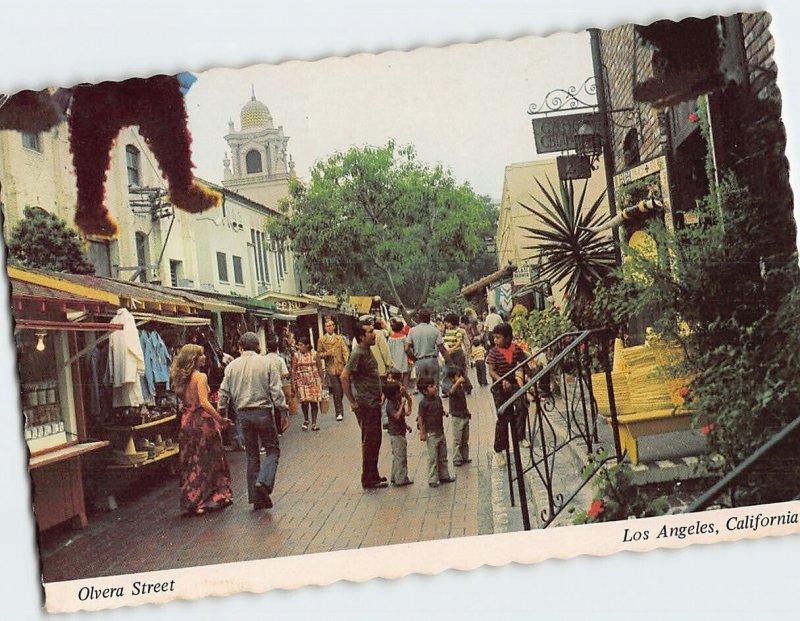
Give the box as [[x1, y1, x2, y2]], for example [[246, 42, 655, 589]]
[[678, 386, 690, 398], [587, 499, 605, 519], [702, 423, 715, 435], [688, 111, 700, 123]]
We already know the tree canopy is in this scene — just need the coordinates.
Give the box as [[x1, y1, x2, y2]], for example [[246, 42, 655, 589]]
[[425, 275, 467, 315], [268, 141, 491, 310], [8, 206, 95, 274]]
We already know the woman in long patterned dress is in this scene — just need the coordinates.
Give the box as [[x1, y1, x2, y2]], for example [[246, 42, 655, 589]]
[[170, 344, 233, 517], [291, 336, 324, 431]]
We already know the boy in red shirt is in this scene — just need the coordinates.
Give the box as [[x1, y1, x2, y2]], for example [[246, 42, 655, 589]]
[[486, 323, 529, 465]]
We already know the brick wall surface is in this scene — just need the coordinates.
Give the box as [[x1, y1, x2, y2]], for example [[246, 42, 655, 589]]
[[598, 13, 782, 174], [599, 25, 664, 175], [741, 12, 779, 101]]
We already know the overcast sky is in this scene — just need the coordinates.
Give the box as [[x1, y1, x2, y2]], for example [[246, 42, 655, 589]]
[[185, 32, 594, 202]]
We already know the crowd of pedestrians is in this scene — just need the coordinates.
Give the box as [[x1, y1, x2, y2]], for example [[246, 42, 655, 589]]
[[168, 304, 532, 516]]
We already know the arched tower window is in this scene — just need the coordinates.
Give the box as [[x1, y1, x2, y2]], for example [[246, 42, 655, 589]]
[[245, 149, 263, 174]]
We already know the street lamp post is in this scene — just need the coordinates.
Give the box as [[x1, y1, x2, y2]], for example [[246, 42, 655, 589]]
[[588, 28, 622, 266]]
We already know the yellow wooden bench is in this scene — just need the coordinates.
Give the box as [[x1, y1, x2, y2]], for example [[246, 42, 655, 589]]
[[615, 407, 708, 465], [591, 341, 705, 464]]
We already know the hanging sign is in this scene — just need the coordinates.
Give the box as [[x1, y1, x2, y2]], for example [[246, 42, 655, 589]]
[[531, 111, 600, 154]]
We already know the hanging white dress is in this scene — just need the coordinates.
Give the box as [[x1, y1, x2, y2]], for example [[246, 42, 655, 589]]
[[108, 308, 146, 407]]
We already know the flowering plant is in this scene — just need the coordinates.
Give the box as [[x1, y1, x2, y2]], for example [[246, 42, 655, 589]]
[[572, 450, 669, 524], [587, 499, 605, 519]]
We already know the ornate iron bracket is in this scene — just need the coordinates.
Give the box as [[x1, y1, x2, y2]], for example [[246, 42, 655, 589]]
[[527, 77, 599, 115]]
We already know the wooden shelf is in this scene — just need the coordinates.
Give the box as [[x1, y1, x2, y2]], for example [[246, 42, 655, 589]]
[[104, 414, 177, 432], [106, 446, 179, 470], [29, 440, 110, 470]]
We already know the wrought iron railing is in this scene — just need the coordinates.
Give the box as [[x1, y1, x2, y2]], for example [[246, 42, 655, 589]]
[[493, 328, 622, 529], [684, 414, 800, 513]]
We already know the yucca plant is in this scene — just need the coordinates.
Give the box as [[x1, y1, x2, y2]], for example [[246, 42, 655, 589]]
[[519, 177, 616, 325]]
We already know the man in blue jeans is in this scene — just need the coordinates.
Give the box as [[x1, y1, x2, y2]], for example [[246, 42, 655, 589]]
[[218, 332, 288, 510]]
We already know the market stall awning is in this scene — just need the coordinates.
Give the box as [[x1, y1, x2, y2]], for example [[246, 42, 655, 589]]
[[298, 293, 338, 309], [131, 312, 211, 327], [8, 265, 120, 311], [196, 292, 276, 318], [33, 270, 201, 315], [15, 318, 123, 332], [461, 263, 518, 298], [348, 296, 374, 314], [259, 291, 336, 309], [139, 284, 246, 314]]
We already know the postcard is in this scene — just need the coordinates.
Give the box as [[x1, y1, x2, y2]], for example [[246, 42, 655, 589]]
[[1, 3, 798, 617]]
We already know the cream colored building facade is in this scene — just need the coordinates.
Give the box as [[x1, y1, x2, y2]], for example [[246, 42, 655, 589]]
[[191, 179, 299, 297], [496, 159, 611, 309], [0, 123, 203, 286], [0, 93, 300, 298]]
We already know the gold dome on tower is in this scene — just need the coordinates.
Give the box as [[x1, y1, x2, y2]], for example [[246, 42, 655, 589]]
[[240, 87, 273, 130]]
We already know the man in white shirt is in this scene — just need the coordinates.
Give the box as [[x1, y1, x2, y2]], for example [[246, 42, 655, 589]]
[[405, 308, 448, 389], [219, 332, 288, 511], [483, 306, 503, 348]]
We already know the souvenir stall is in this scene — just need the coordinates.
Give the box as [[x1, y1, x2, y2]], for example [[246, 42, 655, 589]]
[[195, 291, 276, 355], [37, 271, 227, 504], [259, 291, 337, 349], [9, 266, 120, 532], [93, 310, 188, 475], [460, 263, 518, 316]]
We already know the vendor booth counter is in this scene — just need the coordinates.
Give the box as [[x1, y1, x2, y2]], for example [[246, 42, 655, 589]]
[[10, 266, 235, 532]]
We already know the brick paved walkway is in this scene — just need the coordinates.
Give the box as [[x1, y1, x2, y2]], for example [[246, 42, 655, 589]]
[[39, 370, 502, 582]]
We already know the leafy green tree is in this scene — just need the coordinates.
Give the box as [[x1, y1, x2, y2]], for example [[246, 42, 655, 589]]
[[449, 195, 499, 287], [7, 207, 95, 274], [268, 141, 489, 311], [425, 275, 467, 315], [518, 177, 616, 326]]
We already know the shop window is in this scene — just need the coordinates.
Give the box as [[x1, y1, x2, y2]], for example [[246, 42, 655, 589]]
[[126, 145, 141, 186], [232, 255, 244, 284], [18, 330, 73, 452], [22, 132, 41, 152], [217, 251, 229, 282], [245, 149, 263, 174]]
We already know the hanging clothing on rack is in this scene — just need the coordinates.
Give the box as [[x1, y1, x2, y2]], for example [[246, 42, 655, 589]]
[[108, 308, 146, 408], [140, 331, 156, 402], [150, 331, 172, 387], [140, 330, 173, 399], [187, 328, 225, 392]]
